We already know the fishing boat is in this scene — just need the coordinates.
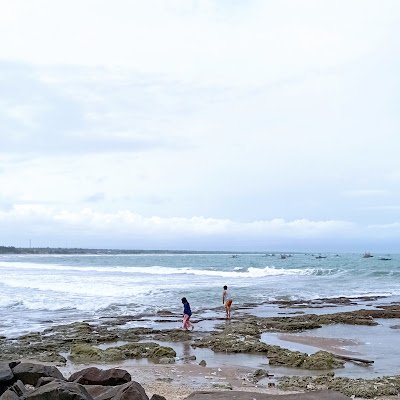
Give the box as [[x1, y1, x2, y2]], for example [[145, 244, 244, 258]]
[[363, 252, 373, 258]]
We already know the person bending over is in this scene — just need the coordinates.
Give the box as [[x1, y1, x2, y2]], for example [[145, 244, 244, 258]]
[[222, 285, 233, 318]]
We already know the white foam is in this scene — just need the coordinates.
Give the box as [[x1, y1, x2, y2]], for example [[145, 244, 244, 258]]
[[0, 261, 313, 278]]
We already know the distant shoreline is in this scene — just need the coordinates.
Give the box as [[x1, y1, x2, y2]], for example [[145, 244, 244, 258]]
[[0, 246, 293, 255], [2, 246, 394, 255]]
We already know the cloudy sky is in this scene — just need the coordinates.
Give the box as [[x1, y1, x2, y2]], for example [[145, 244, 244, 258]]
[[0, 0, 399, 251]]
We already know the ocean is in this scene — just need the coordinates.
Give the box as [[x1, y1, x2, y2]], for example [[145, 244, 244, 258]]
[[1, 252, 399, 339]]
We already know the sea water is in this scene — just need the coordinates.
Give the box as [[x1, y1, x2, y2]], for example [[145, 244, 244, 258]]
[[0, 252, 399, 338]]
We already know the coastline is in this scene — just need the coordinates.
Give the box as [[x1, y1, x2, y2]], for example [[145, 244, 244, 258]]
[[1, 295, 400, 399]]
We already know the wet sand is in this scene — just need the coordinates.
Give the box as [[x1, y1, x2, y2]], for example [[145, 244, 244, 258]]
[[277, 334, 362, 356]]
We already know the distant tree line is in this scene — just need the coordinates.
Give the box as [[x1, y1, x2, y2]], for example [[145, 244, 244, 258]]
[[0, 246, 253, 255], [0, 246, 20, 254]]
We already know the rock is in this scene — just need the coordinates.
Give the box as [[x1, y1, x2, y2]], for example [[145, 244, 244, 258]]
[[211, 382, 233, 390], [85, 381, 148, 400], [68, 367, 131, 386], [35, 377, 59, 388], [277, 374, 400, 398], [199, 360, 206, 367], [12, 363, 65, 386], [70, 343, 175, 362], [302, 351, 345, 370], [390, 325, 400, 329], [70, 344, 102, 361], [147, 346, 176, 359], [158, 358, 175, 364], [25, 384, 35, 392], [10, 380, 25, 396], [112, 381, 148, 400], [0, 363, 13, 383], [0, 390, 19, 400], [268, 349, 307, 367], [155, 378, 173, 383], [25, 381, 93, 400], [251, 369, 269, 382], [150, 395, 166, 400]]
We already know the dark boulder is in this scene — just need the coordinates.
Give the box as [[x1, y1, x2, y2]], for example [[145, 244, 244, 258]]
[[0, 363, 14, 383], [113, 381, 149, 400], [85, 381, 148, 400], [25, 381, 93, 400], [69, 367, 131, 386], [12, 363, 65, 386], [0, 363, 15, 397], [150, 395, 166, 400]]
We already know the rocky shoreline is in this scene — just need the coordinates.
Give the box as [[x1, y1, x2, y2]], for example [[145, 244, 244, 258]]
[[1, 297, 400, 399], [0, 361, 168, 400]]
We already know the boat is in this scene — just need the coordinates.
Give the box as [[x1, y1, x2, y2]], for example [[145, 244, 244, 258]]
[[315, 255, 327, 259], [363, 252, 373, 258], [379, 257, 391, 261]]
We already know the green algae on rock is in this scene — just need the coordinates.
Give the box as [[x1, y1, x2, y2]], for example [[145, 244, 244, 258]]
[[69, 342, 176, 362], [278, 374, 400, 398]]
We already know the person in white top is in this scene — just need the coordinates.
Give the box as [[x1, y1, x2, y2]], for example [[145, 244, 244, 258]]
[[222, 285, 232, 318]]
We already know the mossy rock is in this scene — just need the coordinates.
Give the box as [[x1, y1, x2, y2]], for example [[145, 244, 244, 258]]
[[268, 349, 307, 367], [148, 345, 176, 359], [70, 344, 102, 361], [302, 351, 344, 370], [70, 342, 175, 362]]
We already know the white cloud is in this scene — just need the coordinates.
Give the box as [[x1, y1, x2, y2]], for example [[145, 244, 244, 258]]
[[0, 205, 355, 241]]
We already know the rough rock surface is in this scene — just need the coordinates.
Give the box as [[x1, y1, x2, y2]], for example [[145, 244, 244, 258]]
[[35, 377, 59, 388], [10, 380, 26, 397], [0, 390, 20, 400], [278, 373, 400, 398], [85, 381, 148, 400], [69, 367, 131, 386], [25, 380, 93, 400], [0, 363, 13, 383], [70, 343, 176, 362], [12, 363, 65, 386], [150, 395, 167, 400]]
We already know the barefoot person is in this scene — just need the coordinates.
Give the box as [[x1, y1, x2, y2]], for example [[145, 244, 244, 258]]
[[223, 285, 232, 318], [181, 297, 194, 331]]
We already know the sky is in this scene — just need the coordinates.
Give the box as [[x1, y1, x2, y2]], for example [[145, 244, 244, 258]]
[[0, 0, 399, 252]]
